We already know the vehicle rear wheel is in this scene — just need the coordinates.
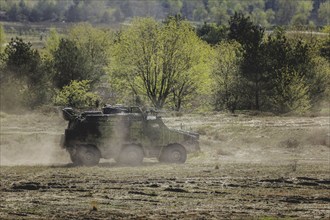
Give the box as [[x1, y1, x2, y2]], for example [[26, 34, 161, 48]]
[[76, 145, 101, 166], [117, 145, 144, 166], [159, 144, 187, 164]]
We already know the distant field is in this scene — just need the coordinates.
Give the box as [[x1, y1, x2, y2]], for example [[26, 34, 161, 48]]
[[1, 21, 73, 48], [2, 21, 328, 49]]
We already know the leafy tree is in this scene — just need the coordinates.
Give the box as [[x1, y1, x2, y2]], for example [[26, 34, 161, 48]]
[[196, 22, 227, 45], [54, 80, 100, 109], [112, 17, 211, 110], [68, 23, 113, 85], [228, 12, 264, 51], [0, 24, 6, 53], [208, 0, 231, 25], [291, 0, 313, 26], [212, 41, 247, 112], [319, 36, 330, 62], [3, 37, 53, 108], [228, 12, 265, 110], [49, 25, 113, 106], [52, 38, 87, 88], [270, 68, 311, 113], [43, 27, 61, 58], [275, 0, 297, 25], [5, 37, 40, 81], [318, 1, 330, 26], [259, 28, 328, 112], [65, 1, 83, 22]]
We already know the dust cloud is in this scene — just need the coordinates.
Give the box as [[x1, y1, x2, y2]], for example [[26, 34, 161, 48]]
[[0, 111, 70, 166], [0, 133, 69, 166], [0, 135, 69, 166]]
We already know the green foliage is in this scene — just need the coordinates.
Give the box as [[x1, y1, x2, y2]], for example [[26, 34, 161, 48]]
[[0, 24, 6, 53], [212, 41, 246, 112], [291, 0, 313, 26], [319, 37, 330, 62], [228, 12, 265, 50], [265, 28, 328, 110], [228, 12, 265, 110], [52, 38, 89, 88], [2, 37, 53, 109], [68, 23, 113, 83], [43, 28, 61, 59], [5, 37, 40, 79], [225, 15, 327, 113], [274, 0, 297, 26], [270, 68, 311, 114], [112, 17, 212, 110], [196, 22, 228, 45], [54, 80, 100, 109], [52, 24, 112, 89], [318, 1, 330, 26]]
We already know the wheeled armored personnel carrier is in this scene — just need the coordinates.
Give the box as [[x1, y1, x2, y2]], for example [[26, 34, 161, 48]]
[[60, 105, 199, 166]]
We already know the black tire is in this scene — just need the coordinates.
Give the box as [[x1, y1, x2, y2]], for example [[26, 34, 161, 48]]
[[117, 145, 144, 166], [70, 153, 81, 165], [159, 144, 187, 164], [76, 145, 101, 166]]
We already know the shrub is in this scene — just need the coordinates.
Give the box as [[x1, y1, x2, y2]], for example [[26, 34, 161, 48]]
[[54, 80, 100, 109]]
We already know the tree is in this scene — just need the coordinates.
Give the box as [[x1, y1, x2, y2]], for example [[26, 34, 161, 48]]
[[3, 37, 52, 108], [112, 17, 211, 110], [43, 27, 61, 58], [196, 22, 227, 45], [212, 41, 247, 112], [270, 68, 311, 113], [228, 12, 264, 51], [291, 0, 313, 26], [47, 23, 112, 90], [228, 12, 265, 110], [318, 1, 330, 26], [258, 28, 327, 113], [52, 38, 87, 88], [5, 37, 40, 81], [275, 0, 297, 25], [0, 24, 6, 53], [68, 23, 113, 85]]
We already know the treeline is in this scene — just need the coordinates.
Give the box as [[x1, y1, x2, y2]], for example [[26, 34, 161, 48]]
[[0, 0, 329, 27], [0, 13, 329, 114]]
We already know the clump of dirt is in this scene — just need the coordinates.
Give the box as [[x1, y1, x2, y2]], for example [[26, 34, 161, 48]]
[[11, 182, 45, 191], [279, 138, 300, 149]]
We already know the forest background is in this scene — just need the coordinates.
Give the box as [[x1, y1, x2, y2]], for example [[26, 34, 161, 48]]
[[0, 0, 329, 115]]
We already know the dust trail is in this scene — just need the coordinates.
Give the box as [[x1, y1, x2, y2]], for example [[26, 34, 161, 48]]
[[0, 112, 69, 166], [0, 133, 69, 165]]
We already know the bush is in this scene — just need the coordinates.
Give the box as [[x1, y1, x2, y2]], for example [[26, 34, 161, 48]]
[[54, 80, 100, 109]]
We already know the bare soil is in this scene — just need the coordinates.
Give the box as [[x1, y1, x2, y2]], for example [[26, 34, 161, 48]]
[[0, 112, 329, 219]]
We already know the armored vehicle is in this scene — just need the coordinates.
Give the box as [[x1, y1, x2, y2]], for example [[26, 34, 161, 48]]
[[60, 105, 199, 166]]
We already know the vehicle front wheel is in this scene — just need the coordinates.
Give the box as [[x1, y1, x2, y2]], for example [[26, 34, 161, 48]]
[[159, 144, 187, 164], [117, 145, 144, 166], [75, 145, 101, 166]]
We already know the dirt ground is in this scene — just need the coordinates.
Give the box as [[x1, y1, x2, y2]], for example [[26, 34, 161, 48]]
[[0, 112, 329, 219]]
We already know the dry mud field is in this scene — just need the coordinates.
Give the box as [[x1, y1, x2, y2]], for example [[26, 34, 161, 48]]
[[0, 112, 329, 219]]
